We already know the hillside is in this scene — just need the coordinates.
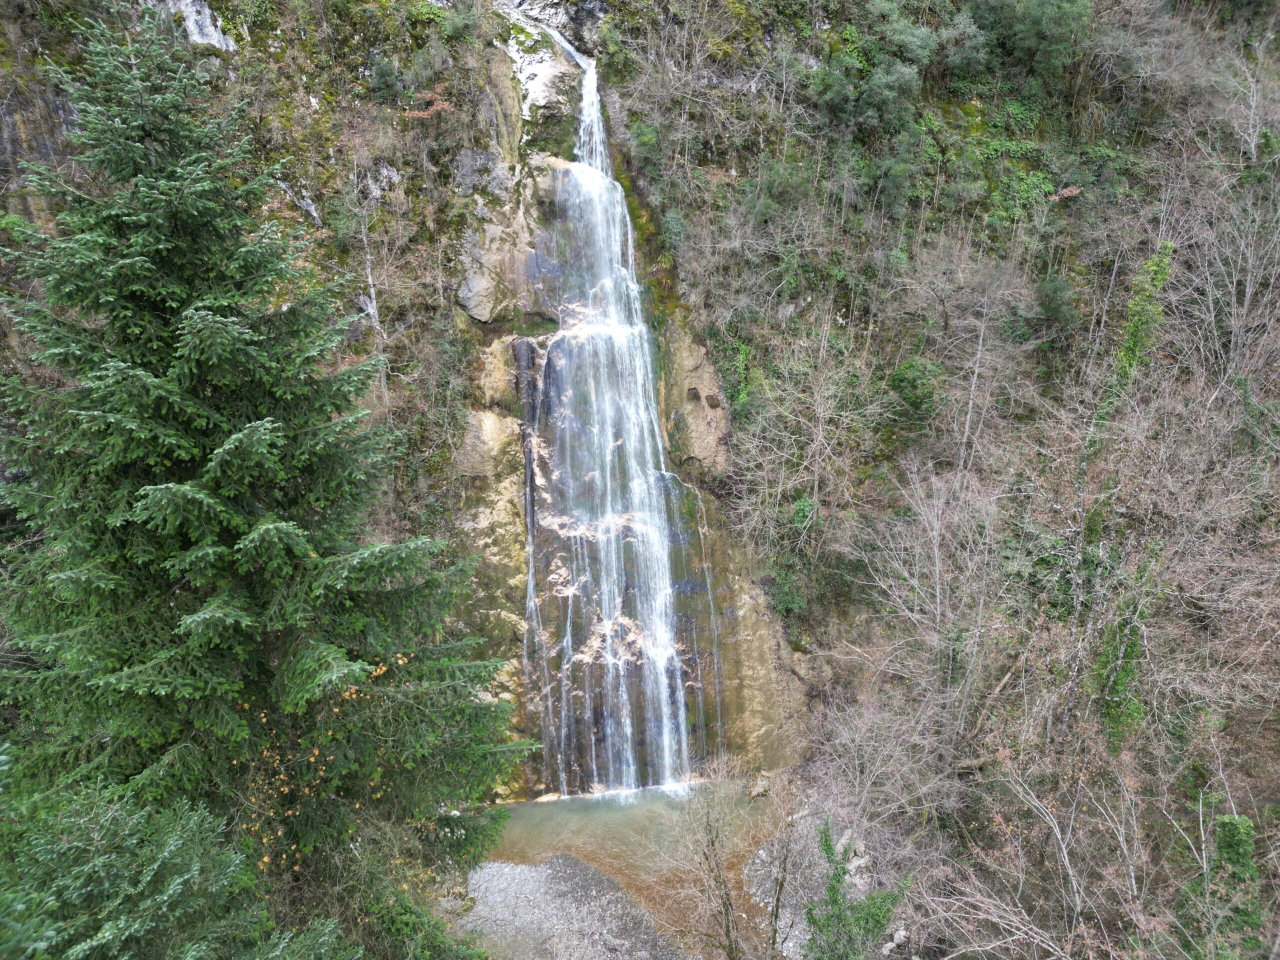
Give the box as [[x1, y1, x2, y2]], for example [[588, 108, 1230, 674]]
[[1, 0, 1278, 956]]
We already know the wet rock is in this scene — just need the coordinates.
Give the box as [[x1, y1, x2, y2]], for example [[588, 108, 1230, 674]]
[[498, 0, 604, 54], [153, 0, 237, 50], [504, 27, 580, 122], [497, 0, 573, 38], [452, 854, 686, 960]]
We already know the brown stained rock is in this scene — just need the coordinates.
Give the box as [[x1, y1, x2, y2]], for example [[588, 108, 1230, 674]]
[[479, 336, 519, 411], [661, 318, 731, 477], [454, 409, 522, 481], [454, 410, 528, 648], [718, 556, 806, 772]]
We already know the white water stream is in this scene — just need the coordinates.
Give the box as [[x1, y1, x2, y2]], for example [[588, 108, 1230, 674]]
[[514, 27, 722, 794]]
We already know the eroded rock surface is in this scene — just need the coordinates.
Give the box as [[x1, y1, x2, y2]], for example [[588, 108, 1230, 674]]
[[662, 317, 731, 477], [454, 404, 527, 648], [457, 153, 569, 324], [156, 0, 237, 50]]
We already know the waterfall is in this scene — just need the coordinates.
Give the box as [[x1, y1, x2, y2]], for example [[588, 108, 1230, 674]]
[[514, 27, 723, 795]]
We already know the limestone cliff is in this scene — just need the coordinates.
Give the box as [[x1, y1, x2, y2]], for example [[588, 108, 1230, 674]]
[[447, 2, 804, 789]]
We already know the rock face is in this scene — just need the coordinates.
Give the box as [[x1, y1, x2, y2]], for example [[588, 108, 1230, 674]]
[[661, 317, 732, 477], [455, 20, 582, 325], [1, 19, 71, 223], [697, 503, 805, 773], [453, 355, 528, 650], [504, 24, 581, 124], [453, 854, 686, 960], [451, 0, 804, 792], [155, 0, 237, 51], [456, 154, 570, 325]]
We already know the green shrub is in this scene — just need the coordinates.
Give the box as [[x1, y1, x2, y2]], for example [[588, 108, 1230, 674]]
[[804, 820, 907, 960], [1093, 608, 1146, 747], [888, 357, 944, 420], [438, 0, 478, 43], [972, 0, 1090, 82], [372, 57, 399, 104], [750, 160, 817, 224], [1034, 275, 1080, 339], [766, 563, 810, 619], [212, 0, 276, 35], [406, 0, 442, 25], [1007, 274, 1079, 345], [858, 59, 920, 134], [937, 11, 988, 76], [1178, 815, 1265, 959], [1090, 241, 1174, 445]]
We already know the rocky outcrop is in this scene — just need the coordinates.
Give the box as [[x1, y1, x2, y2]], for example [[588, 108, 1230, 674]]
[[455, 24, 582, 325], [1, 20, 71, 222], [456, 154, 569, 324], [504, 23, 581, 124], [696, 503, 806, 773], [498, 0, 606, 54], [744, 822, 884, 958], [155, 0, 237, 51], [453, 349, 528, 648], [661, 317, 732, 478]]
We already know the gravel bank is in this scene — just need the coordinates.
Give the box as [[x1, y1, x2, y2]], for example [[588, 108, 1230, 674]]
[[452, 854, 686, 960]]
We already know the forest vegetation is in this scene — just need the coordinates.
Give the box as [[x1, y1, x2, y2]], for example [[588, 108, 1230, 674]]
[[0, 0, 1278, 955]]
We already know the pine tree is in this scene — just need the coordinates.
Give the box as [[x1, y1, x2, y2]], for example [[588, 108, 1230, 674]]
[[0, 752, 357, 960], [0, 11, 514, 861]]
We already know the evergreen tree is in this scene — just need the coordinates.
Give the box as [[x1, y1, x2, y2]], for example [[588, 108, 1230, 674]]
[[0, 11, 514, 863], [0, 752, 356, 960]]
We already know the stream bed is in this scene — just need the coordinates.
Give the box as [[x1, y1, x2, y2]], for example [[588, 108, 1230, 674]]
[[451, 785, 792, 960], [455, 788, 696, 959]]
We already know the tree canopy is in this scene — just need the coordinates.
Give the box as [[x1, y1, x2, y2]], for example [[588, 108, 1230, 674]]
[[0, 12, 516, 954]]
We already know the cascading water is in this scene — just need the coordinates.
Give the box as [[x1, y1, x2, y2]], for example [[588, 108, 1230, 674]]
[[513, 27, 725, 795]]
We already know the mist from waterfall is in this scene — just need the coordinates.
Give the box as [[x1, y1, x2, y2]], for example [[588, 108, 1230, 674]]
[[515, 28, 723, 795]]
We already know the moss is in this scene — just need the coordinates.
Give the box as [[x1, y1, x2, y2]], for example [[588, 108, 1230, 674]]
[[523, 103, 577, 159], [491, 312, 559, 340], [613, 159, 686, 330]]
